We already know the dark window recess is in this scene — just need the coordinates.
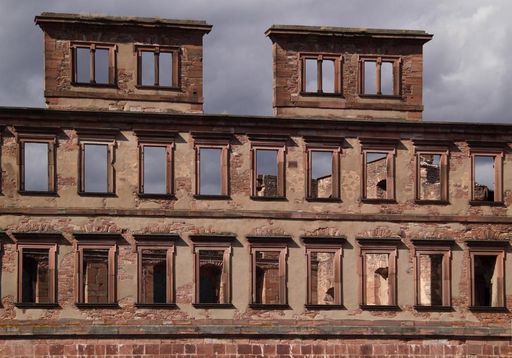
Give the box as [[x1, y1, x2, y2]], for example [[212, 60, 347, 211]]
[[366, 152, 388, 199], [310, 151, 333, 199], [418, 254, 443, 306], [474, 155, 495, 201], [474, 255, 498, 307], [21, 249, 51, 303], [141, 249, 167, 304], [199, 250, 225, 304], [418, 154, 442, 201], [24, 142, 49, 192], [140, 50, 174, 87], [84, 144, 108, 193], [255, 251, 281, 304], [199, 148, 222, 195], [143, 146, 167, 194], [255, 149, 279, 198], [310, 252, 336, 304], [82, 249, 109, 304]]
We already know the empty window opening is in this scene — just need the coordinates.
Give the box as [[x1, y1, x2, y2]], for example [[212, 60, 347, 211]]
[[256, 149, 279, 197], [142, 146, 167, 194], [310, 252, 336, 304], [83, 249, 109, 304], [380, 62, 394, 95], [23, 142, 49, 192], [365, 253, 390, 305], [199, 148, 222, 195], [474, 155, 495, 201], [311, 151, 333, 198], [141, 249, 167, 304], [74, 46, 112, 85], [84, 144, 108, 193], [305, 59, 318, 93], [363, 61, 377, 95], [76, 47, 90, 83], [474, 255, 499, 307], [322, 60, 335, 93], [140, 50, 175, 87], [419, 154, 442, 200], [198, 250, 226, 304], [418, 254, 443, 306], [366, 152, 388, 199], [255, 251, 281, 304], [21, 249, 50, 303]]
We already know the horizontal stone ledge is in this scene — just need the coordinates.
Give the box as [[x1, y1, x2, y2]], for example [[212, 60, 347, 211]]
[[1, 207, 512, 224], [0, 320, 509, 339]]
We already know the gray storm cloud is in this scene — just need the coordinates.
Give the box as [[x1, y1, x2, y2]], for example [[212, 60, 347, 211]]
[[0, 0, 510, 123]]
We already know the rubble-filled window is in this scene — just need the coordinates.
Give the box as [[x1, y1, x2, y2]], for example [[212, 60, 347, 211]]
[[416, 152, 449, 202], [306, 148, 341, 200], [17, 136, 56, 193], [360, 57, 400, 96], [472, 155, 498, 202], [140, 145, 172, 195], [249, 239, 288, 307], [137, 47, 179, 88], [468, 248, 505, 308], [17, 245, 56, 305], [363, 150, 395, 201], [78, 140, 116, 195], [303, 239, 344, 308], [301, 54, 342, 95], [76, 242, 117, 306], [72, 44, 115, 85], [412, 240, 452, 309], [357, 238, 399, 308]]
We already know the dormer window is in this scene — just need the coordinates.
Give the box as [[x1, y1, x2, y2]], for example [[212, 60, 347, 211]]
[[300, 54, 342, 95], [359, 56, 400, 97], [137, 46, 180, 89], [72, 43, 116, 85]]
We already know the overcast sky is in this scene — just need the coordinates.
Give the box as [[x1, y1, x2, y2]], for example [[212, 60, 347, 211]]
[[0, 0, 510, 123]]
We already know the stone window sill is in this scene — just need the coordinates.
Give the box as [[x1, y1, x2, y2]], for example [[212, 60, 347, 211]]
[[414, 305, 453, 312], [135, 303, 178, 309], [248, 303, 290, 310], [192, 303, 234, 309], [75, 303, 120, 309], [469, 200, 505, 207], [360, 304, 401, 311], [15, 303, 60, 309], [305, 304, 345, 310]]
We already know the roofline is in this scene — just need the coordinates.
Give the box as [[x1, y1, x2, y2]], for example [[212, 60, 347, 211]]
[[0, 106, 510, 133], [265, 24, 433, 42], [34, 12, 212, 34]]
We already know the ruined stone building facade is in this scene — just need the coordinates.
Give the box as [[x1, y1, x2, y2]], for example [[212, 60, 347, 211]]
[[0, 12, 510, 357]]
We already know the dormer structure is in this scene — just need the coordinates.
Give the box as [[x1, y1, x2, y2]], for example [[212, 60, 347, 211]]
[[35, 13, 212, 113], [266, 25, 433, 120]]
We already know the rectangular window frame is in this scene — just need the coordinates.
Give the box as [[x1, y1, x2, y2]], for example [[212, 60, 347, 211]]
[[77, 129, 118, 196], [192, 133, 232, 199], [360, 138, 399, 203], [247, 236, 291, 309], [466, 240, 507, 311], [14, 232, 61, 309], [411, 239, 453, 311], [135, 130, 177, 198], [413, 140, 451, 204], [304, 138, 343, 202], [249, 135, 288, 200], [190, 234, 235, 308], [359, 56, 401, 97], [357, 238, 401, 310], [134, 234, 178, 308], [468, 142, 504, 205], [71, 42, 117, 86], [136, 45, 180, 89], [300, 53, 343, 96], [15, 128, 57, 195], [74, 233, 120, 308], [302, 236, 345, 309]]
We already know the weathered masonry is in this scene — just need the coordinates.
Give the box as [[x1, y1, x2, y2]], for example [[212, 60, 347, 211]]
[[0, 12, 510, 357]]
